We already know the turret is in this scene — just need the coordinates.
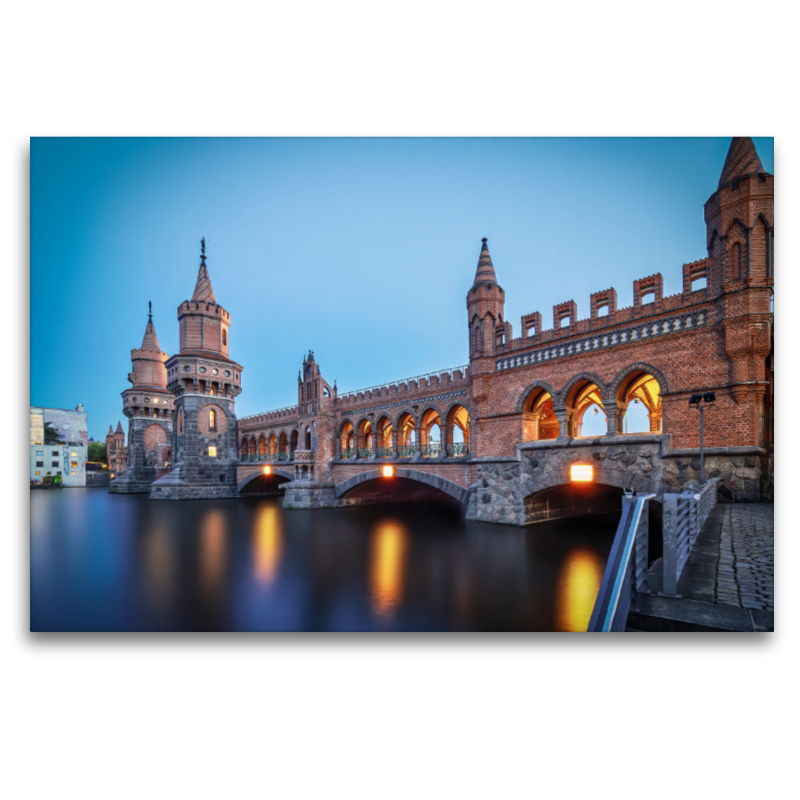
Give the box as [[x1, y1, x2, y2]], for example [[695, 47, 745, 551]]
[[467, 238, 506, 358]]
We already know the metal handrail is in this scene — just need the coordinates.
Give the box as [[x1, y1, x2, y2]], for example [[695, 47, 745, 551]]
[[447, 442, 470, 456], [588, 493, 655, 632]]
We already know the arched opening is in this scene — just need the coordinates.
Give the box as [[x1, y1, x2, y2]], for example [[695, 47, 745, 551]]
[[419, 408, 442, 457], [357, 420, 372, 457], [239, 472, 291, 496], [305, 427, 312, 451], [617, 370, 662, 433], [258, 435, 267, 459], [336, 468, 468, 511], [445, 404, 470, 455], [249, 436, 257, 460], [340, 422, 355, 458], [375, 415, 393, 457], [566, 380, 606, 438], [290, 429, 298, 455], [240, 437, 249, 459], [522, 388, 559, 441], [397, 413, 416, 457], [524, 482, 624, 525], [278, 432, 288, 459], [268, 434, 277, 457]]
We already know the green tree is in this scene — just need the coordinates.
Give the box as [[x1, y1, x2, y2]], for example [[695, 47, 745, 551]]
[[88, 442, 107, 464]]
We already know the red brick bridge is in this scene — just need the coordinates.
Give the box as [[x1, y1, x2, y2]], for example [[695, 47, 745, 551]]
[[236, 138, 773, 523]]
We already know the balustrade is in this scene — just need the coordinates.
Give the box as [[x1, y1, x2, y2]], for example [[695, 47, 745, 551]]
[[397, 445, 415, 458], [357, 448, 371, 458], [447, 442, 470, 457], [375, 447, 392, 458], [340, 448, 353, 459], [421, 444, 441, 457]]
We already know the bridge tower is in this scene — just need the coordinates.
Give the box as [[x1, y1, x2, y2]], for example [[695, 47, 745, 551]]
[[105, 423, 127, 476], [110, 305, 174, 493], [467, 238, 506, 452], [704, 137, 774, 449], [150, 239, 243, 500]]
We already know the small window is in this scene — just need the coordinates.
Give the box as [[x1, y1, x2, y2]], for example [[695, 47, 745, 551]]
[[208, 446, 217, 458], [559, 316, 570, 328], [34, 471, 40, 476], [691, 276, 707, 292], [323, 386, 330, 398], [70, 451, 77, 457], [209, 409, 217, 430], [36, 461, 43, 467], [52, 451, 59, 456], [526, 325, 536, 337], [222, 329, 227, 346], [36, 450, 43, 456], [641, 291, 656, 305], [51, 461, 59, 467], [46, 471, 51, 475], [70, 461, 78, 468], [597, 304, 609, 317], [70, 471, 76, 476], [219, 474, 226, 483]]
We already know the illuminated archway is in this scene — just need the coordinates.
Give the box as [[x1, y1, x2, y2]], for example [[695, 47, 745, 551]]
[[445, 404, 470, 455], [357, 419, 373, 457], [616, 370, 662, 433], [340, 421, 355, 457], [396, 412, 416, 457], [521, 387, 559, 441], [419, 408, 442, 456], [564, 378, 606, 438], [375, 415, 393, 456]]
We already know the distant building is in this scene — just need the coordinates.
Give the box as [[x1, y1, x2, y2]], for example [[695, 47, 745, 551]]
[[30, 404, 88, 486], [105, 421, 127, 476]]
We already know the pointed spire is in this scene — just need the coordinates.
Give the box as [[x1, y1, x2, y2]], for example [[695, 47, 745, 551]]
[[191, 237, 216, 303], [108, 425, 114, 435], [140, 301, 161, 350], [473, 237, 498, 286], [116, 421, 124, 433], [718, 137, 766, 188]]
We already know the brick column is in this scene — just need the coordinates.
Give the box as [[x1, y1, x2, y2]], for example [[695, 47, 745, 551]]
[[605, 401, 619, 436], [554, 409, 572, 440]]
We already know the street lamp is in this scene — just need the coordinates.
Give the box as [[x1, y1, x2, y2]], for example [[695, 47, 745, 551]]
[[689, 391, 716, 484]]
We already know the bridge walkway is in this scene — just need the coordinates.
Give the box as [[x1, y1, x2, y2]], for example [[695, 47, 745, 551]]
[[627, 504, 774, 631]]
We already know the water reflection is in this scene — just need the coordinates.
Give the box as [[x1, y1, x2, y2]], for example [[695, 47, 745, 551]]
[[369, 518, 408, 620], [199, 509, 227, 596], [553, 547, 603, 632], [143, 525, 174, 614], [253, 503, 283, 587]]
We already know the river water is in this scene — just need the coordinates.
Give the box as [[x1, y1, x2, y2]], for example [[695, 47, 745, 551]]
[[30, 489, 618, 632]]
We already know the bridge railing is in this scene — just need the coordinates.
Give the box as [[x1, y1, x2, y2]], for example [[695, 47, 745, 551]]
[[662, 478, 720, 596], [587, 493, 655, 632]]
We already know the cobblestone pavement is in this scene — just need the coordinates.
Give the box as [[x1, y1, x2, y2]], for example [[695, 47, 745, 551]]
[[714, 504, 773, 612]]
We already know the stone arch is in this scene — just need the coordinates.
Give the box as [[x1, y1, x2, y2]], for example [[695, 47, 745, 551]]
[[609, 362, 669, 397], [516, 379, 559, 413], [338, 418, 355, 437], [558, 372, 609, 407], [391, 408, 419, 428], [237, 468, 294, 493], [334, 468, 469, 505]]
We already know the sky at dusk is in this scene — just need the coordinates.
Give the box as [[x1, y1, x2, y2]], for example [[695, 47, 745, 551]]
[[30, 137, 774, 441]]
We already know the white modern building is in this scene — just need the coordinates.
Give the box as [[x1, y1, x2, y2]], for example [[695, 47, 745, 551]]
[[30, 405, 89, 486]]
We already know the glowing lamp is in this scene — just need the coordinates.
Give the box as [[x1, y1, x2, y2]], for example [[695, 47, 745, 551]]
[[570, 463, 594, 482], [263, 465, 271, 475], [382, 465, 394, 478], [110, 473, 115, 479]]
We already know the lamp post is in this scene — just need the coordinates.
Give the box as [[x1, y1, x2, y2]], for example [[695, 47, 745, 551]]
[[689, 392, 716, 484]]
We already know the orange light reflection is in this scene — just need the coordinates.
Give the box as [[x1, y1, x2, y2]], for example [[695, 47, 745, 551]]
[[369, 519, 408, 620], [254, 504, 283, 586], [199, 510, 227, 594], [554, 547, 603, 632]]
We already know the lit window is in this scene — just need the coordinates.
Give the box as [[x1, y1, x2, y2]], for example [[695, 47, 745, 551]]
[[570, 463, 594, 482], [34, 471, 40, 476], [70, 451, 77, 457], [382, 465, 394, 478], [71, 461, 78, 468], [209, 409, 216, 429], [70, 471, 76, 476], [208, 446, 217, 457]]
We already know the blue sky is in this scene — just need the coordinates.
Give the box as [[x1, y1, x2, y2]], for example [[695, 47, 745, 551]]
[[30, 137, 774, 440]]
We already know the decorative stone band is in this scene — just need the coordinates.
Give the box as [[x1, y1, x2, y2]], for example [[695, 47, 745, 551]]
[[339, 389, 468, 417], [495, 310, 708, 372]]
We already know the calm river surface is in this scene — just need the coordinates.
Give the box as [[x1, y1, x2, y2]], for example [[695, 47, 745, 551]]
[[30, 489, 618, 632]]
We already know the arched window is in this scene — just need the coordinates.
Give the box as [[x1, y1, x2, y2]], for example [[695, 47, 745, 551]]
[[209, 409, 217, 430], [222, 328, 227, 346]]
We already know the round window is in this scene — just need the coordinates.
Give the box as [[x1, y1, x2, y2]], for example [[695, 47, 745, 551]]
[[212, 368, 218, 375], [224, 370, 231, 377], [132, 397, 138, 402], [184, 365, 191, 372], [199, 367, 207, 374], [144, 398, 150, 403]]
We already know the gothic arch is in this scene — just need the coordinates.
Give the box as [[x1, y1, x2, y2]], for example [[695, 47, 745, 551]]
[[516, 379, 559, 413], [609, 362, 669, 397], [558, 372, 609, 407], [334, 468, 469, 505]]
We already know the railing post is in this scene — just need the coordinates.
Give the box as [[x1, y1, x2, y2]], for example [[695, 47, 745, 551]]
[[662, 492, 679, 596], [634, 498, 650, 593]]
